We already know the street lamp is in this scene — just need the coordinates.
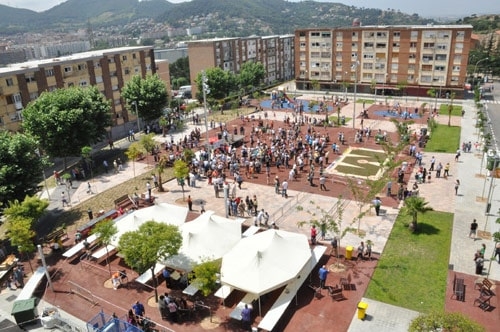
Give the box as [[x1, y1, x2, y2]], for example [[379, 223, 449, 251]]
[[202, 71, 211, 156], [473, 58, 489, 88], [131, 100, 141, 133], [351, 60, 360, 129]]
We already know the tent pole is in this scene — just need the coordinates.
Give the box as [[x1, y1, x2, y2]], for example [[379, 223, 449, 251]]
[[259, 297, 262, 317]]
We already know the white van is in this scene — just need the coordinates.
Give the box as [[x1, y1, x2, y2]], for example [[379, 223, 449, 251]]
[[175, 85, 192, 99]]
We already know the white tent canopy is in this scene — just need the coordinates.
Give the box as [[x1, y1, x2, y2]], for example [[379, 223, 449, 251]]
[[221, 229, 311, 296], [110, 203, 188, 247], [163, 211, 241, 271]]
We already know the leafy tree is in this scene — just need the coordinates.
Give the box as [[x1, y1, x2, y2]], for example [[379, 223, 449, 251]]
[[401, 196, 433, 232], [6, 218, 36, 272], [238, 61, 265, 93], [173, 159, 189, 200], [121, 74, 168, 124], [190, 259, 222, 296], [348, 177, 388, 234], [169, 57, 190, 89], [311, 79, 320, 92], [3, 196, 49, 228], [447, 92, 456, 127], [139, 133, 156, 165], [155, 155, 169, 193], [0, 132, 44, 205], [81, 146, 93, 179], [195, 67, 236, 100], [409, 311, 484, 332], [158, 117, 168, 137], [125, 142, 145, 178], [91, 219, 118, 277], [22, 86, 111, 167], [118, 221, 182, 302]]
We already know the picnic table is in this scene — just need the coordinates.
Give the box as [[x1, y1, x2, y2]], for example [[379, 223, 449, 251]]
[[62, 234, 98, 259]]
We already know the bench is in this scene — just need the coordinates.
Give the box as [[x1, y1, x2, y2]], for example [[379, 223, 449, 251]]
[[474, 288, 493, 311], [17, 266, 46, 300], [91, 245, 116, 263], [328, 285, 346, 301], [451, 274, 465, 301], [136, 263, 165, 285], [63, 234, 98, 259], [41, 228, 68, 244], [474, 278, 493, 291], [113, 194, 130, 208]]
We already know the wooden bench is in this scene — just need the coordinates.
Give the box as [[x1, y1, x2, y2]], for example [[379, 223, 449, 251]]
[[474, 288, 493, 311], [474, 278, 493, 291], [328, 285, 346, 301], [113, 194, 130, 208], [41, 228, 68, 244]]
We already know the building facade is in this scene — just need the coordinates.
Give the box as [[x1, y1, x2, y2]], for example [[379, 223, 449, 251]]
[[295, 24, 473, 97], [0, 46, 155, 133], [188, 35, 295, 96]]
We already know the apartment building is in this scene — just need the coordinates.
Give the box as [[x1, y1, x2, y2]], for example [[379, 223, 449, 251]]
[[188, 35, 295, 96], [0, 46, 155, 132], [295, 24, 473, 97]]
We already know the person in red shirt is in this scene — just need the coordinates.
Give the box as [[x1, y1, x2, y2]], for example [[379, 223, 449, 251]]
[[311, 225, 317, 245]]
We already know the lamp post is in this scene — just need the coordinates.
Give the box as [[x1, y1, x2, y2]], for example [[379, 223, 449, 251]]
[[132, 101, 141, 133], [473, 58, 489, 88], [35, 148, 50, 200], [352, 60, 359, 129], [202, 71, 211, 157]]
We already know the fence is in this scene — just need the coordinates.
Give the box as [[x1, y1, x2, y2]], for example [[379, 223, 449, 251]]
[[272, 191, 306, 225], [68, 281, 98, 307]]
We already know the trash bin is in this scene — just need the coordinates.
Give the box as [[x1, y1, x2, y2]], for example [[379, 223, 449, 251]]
[[357, 301, 368, 320], [345, 246, 353, 260], [11, 298, 38, 327]]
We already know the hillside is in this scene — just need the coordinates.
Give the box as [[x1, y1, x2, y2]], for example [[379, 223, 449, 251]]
[[0, 0, 434, 36]]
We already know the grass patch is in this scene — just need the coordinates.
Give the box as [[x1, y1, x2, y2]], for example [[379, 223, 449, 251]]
[[328, 116, 351, 125], [335, 163, 381, 177], [356, 99, 375, 104], [439, 104, 463, 116], [350, 148, 387, 159], [365, 210, 453, 313], [424, 124, 461, 153]]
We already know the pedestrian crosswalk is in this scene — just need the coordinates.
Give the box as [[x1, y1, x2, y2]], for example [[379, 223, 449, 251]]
[[481, 100, 500, 104]]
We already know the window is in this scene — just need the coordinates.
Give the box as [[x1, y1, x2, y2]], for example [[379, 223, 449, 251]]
[[364, 42, 374, 48], [122, 55, 127, 61], [409, 53, 416, 59], [410, 42, 417, 48], [455, 43, 463, 50], [351, 42, 358, 49], [29, 92, 38, 100], [311, 32, 320, 37], [408, 64, 416, 71], [96, 76, 103, 83], [114, 99, 121, 105], [363, 63, 373, 70], [336, 31, 343, 38], [456, 31, 465, 38], [454, 55, 462, 62], [94, 62, 101, 68], [376, 32, 387, 38], [45, 69, 55, 77], [376, 43, 386, 48], [25, 75, 36, 83], [423, 42, 435, 49], [79, 80, 88, 87], [452, 65, 460, 71], [393, 42, 400, 48], [351, 52, 358, 59], [352, 32, 358, 38], [363, 53, 374, 59], [434, 65, 445, 71], [436, 54, 447, 61], [374, 63, 386, 70], [110, 71, 117, 77], [108, 58, 115, 63], [321, 32, 331, 38], [411, 31, 418, 38], [64, 66, 72, 73], [393, 31, 400, 38], [300, 42, 306, 47], [124, 68, 130, 75], [6, 78, 14, 86], [132, 53, 137, 59], [336, 42, 343, 48], [112, 85, 119, 91], [438, 31, 450, 38], [436, 44, 447, 50], [364, 31, 375, 38], [77, 64, 86, 71], [422, 54, 434, 62], [135, 66, 140, 73], [311, 42, 320, 47]]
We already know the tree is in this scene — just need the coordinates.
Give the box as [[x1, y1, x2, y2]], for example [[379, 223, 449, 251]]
[[158, 117, 168, 137], [91, 219, 118, 277], [22, 87, 111, 167], [348, 177, 387, 234], [3, 196, 49, 228], [139, 133, 156, 165], [6, 218, 36, 273], [409, 311, 484, 332], [121, 74, 168, 124], [81, 146, 94, 179], [125, 142, 145, 178], [195, 67, 236, 100], [155, 155, 169, 193], [169, 57, 190, 90], [0, 132, 44, 205], [401, 196, 433, 232], [190, 259, 222, 296], [173, 160, 189, 201], [118, 221, 182, 302], [311, 79, 320, 92], [238, 61, 265, 93]]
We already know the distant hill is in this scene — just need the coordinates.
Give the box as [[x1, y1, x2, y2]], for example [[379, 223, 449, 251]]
[[0, 0, 434, 36], [456, 14, 500, 33]]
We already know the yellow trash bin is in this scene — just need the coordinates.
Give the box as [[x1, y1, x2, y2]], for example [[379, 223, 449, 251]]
[[345, 246, 353, 260], [357, 301, 368, 320]]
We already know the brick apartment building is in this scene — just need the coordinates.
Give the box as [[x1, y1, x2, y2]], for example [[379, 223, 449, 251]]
[[295, 24, 473, 98], [187, 35, 295, 96], [0, 46, 156, 133]]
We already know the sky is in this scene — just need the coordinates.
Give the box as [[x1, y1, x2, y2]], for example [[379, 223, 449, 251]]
[[0, 0, 499, 17]]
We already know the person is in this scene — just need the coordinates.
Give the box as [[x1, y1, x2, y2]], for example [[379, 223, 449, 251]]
[[479, 243, 486, 258], [87, 208, 93, 220], [127, 309, 137, 326], [310, 225, 318, 245], [111, 271, 121, 290], [75, 231, 82, 243], [318, 265, 328, 289], [281, 179, 288, 198], [330, 237, 338, 256], [13, 267, 24, 288], [146, 182, 152, 202], [495, 242, 500, 264], [167, 301, 178, 323], [365, 241, 372, 260], [454, 179, 460, 195], [443, 163, 450, 178], [152, 174, 159, 188], [158, 295, 167, 319], [274, 176, 280, 194], [61, 192, 68, 207], [83, 239, 91, 259], [319, 175, 327, 191], [475, 254, 484, 275], [187, 195, 193, 211], [87, 182, 92, 194], [240, 304, 252, 330], [103, 160, 109, 173], [372, 197, 382, 216], [132, 300, 145, 318], [162, 268, 171, 288], [469, 219, 478, 239], [357, 241, 365, 260]]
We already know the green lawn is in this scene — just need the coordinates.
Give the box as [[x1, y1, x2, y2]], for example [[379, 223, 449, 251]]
[[424, 125, 461, 153], [335, 164, 381, 177], [356, 99, 375, 104], [328, 116, 351, 126], [365, 211, 453, 313], [439, 104, 463, 116]]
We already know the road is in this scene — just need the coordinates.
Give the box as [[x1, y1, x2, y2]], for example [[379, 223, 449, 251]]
[[482, 80, 500, 153]]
